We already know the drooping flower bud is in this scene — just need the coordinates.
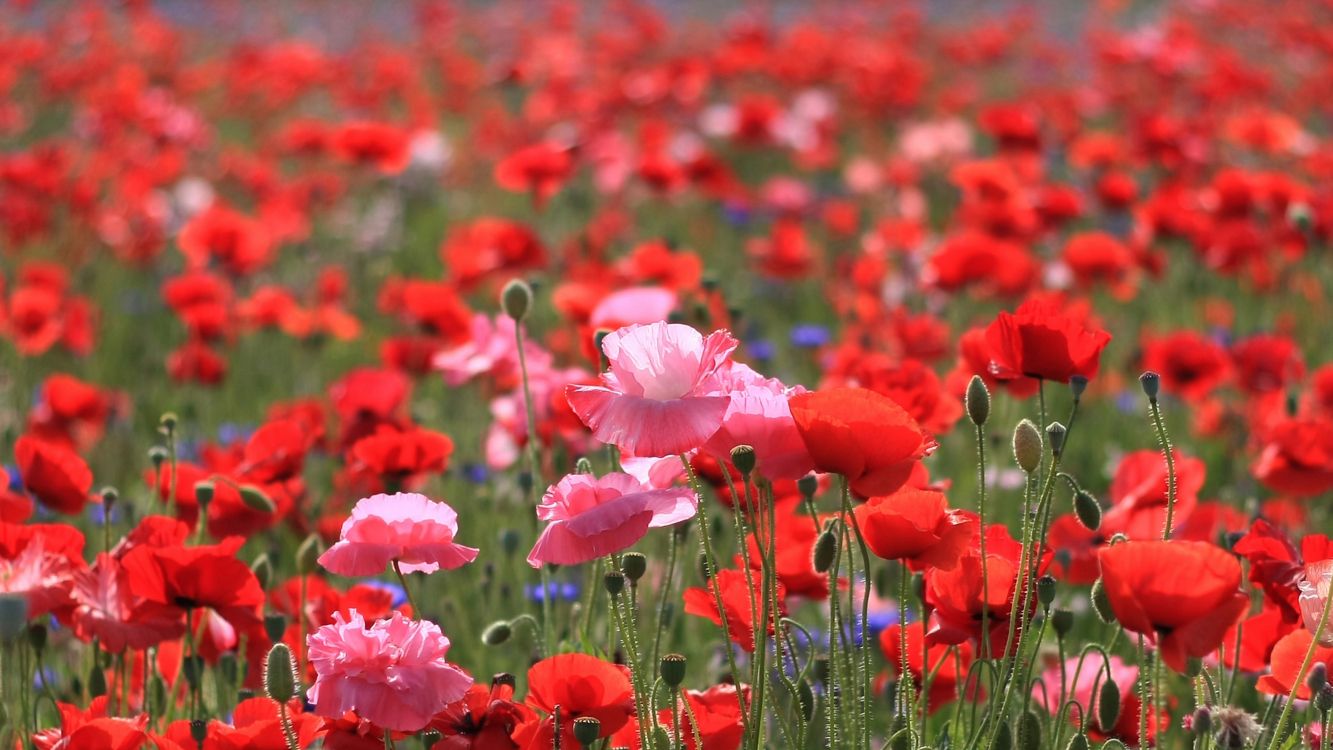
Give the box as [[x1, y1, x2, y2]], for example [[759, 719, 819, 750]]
[[1096, 676, 1120, 732], [482, 621, 513, 646], [813, 529, 838, 573], [238, 485, 275, 513], [1074, 491, 1102, 531], [296, 534, 323, 575], [1091, 579, 1116, 623]]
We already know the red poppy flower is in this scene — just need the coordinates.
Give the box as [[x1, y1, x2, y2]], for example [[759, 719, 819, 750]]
[[1252, 417, 1333, 498], [237, 419, 310, 484], [494, 142, 574, 209], [789, 387, 936, 498], [683, 567, 787, 653], [167, 340, 228, 385], [519, 653, 634, 748], [331, 121, 411, 174], [120, 537, 265, 630], [1062, 232, 1137, 297], [178, 205, 274, 275], [430, 678, 536, 750], [879, 620, 979, 714], [984, 296, 1111, 383], [1102, 449, 1205, 540], [1231, 334, 1305, 396], [744, 496, 828, 600], [348, 425, 454, 486], [31, 697, 148, 750], [1232, 519, 1333, 623], [1097, 540, 1250, 672], [1256, 628, 1333, 700], [15, 435, 92, 514], [440, 218, 547, 292], [855, 487, 973, 570], [1140, 330, 1231, 401]]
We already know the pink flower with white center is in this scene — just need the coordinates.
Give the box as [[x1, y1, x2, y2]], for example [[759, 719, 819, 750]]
[[527, 472, 697, 568], [1300, 559, 1333, 646], [566, 322, 737, 457], [307, 609, 473, 731], [0, 536, 77, 619]]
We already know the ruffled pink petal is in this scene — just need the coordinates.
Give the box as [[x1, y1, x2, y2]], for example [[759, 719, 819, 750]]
[[566, 386, 728, 457], [317, 540, 398, 577], [398, 542, 479, 573], [527, 514, 654, 568]]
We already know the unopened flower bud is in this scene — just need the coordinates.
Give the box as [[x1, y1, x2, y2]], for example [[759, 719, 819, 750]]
[[621, 553, 647, 583], [1308, 662, 1328, 694], [296, 534, 323, 575], [1065, 733, 1089, 750], [660, 653, 687, 687], [813, 529, 838, 573], [263, 643, 298, 702], [193, 481, 215, 508], [1017, 710, 1041, 750], [238, 485, 274, 513], [1074, 491, 1102, 531], [966, 376, 990, 426], [1139, 371, 1161, 402], [1051, 609, 1074, 637], [499, 529, 521, 556], [730, 445, 756, 477], [1091, 579, 1116, 624], [1046, 422, 1067, 458], [573, 717, 602, 747], [481, 621, 512, 646], [1096, 676, 1121, 732], [28, 622, 47, 652], [250, 554, 273, 591], [1013, 420, 1042, 473], [501, 279, 533, 322]]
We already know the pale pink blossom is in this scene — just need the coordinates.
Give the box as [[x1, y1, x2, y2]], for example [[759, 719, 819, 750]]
[[433, 314, 551, 387], [1300, 559, 1333, 646], [307, 609, 473, 731], [567, 322, 737, 457], [318, 493, 478, 577], [70, 553, 184, 652], [527, 472, 697, 567], [703, 363, 815, 481], [0, 537, 77, 618], [589, 287, 677, 330]]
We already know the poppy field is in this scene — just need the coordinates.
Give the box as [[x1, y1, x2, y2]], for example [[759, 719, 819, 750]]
[[4, 1, 1333, 748]]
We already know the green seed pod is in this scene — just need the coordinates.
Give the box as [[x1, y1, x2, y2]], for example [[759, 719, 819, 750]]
[[572, 717, 602, 747], [1074, 491, 1102, 531], [966, 375, 990, 426], [1051, 609, 1074, 638], [148, 446, 168, 469], [263, 613, 287, 643], [797, 474, 818, 499], [501, 279, 533, 322], [1065, 732, 1089, 750], [1046, 422, 1067, 458], [193, 480, 215, 507], [1139, 371, 1160, 401], [1036, 575, 1056, 607], [295, 533, 323, 575], [190, 719, 208, 745], [649, 725, 672, 750], [730, 445, 756, 477], [482, 621, 513, 646], [238, 485, 275, 513], [992, 718, 1012, 750], [621, 553, 647, 583], [1096, 675, 1121, 733], [263, 643, 298, 702], [659, 654, 686, 687], [1013, 419, 1043, 473], [604, 571, 626, 596], [812, 530, 838, 573], [1091, 579, 1116, 624]]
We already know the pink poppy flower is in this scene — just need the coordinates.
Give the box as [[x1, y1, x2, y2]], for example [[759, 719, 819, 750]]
[[527, 472, 697, 568], [702, 363, 815, 481], [318, 493, 479, 577], [566, 322, 737, 457], [307, 609, 473, 731], [0, 536, 79, 618], [1300, 560, 1333, 646]]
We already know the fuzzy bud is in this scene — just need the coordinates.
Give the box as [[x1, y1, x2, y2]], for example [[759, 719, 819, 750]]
[[813, 529, 838, 573], [296, 534, 323, 575], [1013, 419, 1043, 473], [1308, 662, 1327, 694], [1316, 685, 1333, 713], [1065, 734, 1089, 750], [190, 719, 208, 745], [966, 376, 990, 426], [1096, 676, 1120, 732], [238, 485, 275, 513], [501, 279, 533, 322], [482, 621, 513, 646], [1074, 491, 1102, 531], [263, 613, 287, 644], [250, 554, 273, 591], [1091, 578, 1116, 624], [1016, 711, 1041, 750], [263, 643, 298, 703], [575, 457, 594, 475]]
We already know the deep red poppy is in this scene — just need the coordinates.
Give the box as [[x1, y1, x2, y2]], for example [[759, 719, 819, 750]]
[[683, 567, 788, 653], [430, 679, 535, 750], [519, 653, 634, 748], [1097, 540, 1250, 672], [120, 537, 265, 630], [984, 296, 1111, 383], [854, 487, 973, 571], [1256, 628, 1333, 700], [789, 387, 935, 498], [15, 435, 93, 514], [879, 620, 979, 714]]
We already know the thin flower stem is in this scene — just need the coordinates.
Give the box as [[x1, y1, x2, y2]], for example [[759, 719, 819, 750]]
[[1266, 584, 1333, 750], [392, 559, 418, 618], [513, 314, 555, 656], [975, 422, 991, 663], [1138, 635, 1150, 750], [650, 531, 678, 666], [679, 454, 751, 740], [842, 480, 874, 750], [1148, 396, 1178, 539]]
